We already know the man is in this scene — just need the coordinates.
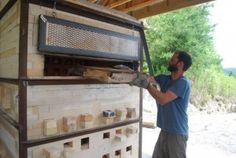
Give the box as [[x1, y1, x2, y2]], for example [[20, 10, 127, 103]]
[[131, 50, 192, 158]]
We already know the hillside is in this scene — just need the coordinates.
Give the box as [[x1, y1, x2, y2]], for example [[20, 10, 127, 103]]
[[224, 68, 236, 75]]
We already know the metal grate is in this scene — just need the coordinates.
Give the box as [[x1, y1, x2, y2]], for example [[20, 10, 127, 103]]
[[39, 15, 140, 61]]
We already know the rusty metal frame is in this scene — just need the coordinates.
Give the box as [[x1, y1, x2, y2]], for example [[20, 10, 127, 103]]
[[18, 0, 29, 157]]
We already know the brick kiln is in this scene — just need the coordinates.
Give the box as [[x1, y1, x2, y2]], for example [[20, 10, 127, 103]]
[[0, 0, 145, 158]]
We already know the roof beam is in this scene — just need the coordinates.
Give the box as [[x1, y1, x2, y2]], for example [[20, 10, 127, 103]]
[[89, 0, 98, 3], [107, 0, 132, 9], [131, 0, 214, 19], [121, 0, 164, 13]]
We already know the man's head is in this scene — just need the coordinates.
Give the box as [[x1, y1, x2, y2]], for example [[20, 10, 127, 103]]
[[168, 50, 192, 72]]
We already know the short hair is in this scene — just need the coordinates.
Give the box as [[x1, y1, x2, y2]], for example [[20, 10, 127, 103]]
[[175, 50, 192, 71]]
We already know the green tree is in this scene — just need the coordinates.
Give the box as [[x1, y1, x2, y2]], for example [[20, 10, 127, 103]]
[[145, 4, 221, 74], [144, 4, 236, 108]]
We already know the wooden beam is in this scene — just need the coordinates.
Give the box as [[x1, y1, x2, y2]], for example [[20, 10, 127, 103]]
[[131, 0, 214, 19], [102, 0, 110, 5], [121, 0, 164, 13], [88, 0, 98, 3], [64, 0, 140, 23], [107, 0, 132, 9]]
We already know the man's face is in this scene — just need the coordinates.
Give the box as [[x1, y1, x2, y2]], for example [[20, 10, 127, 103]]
[[167, 53, 179, 72]]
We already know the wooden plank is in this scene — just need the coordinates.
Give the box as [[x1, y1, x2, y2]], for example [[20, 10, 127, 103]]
[[88, 0, 98, 3], [81, 66, 137, 83], [0, 117, 19, 158], [0, 48, 17, 58], [0, 0, 19, 28], [64, 0, 140, 22], [0, 0, 10, 12], [0, 26, 20, 45], [121, 0, 164, 13], [131, 0, 214, 19], [0, 1, 20, 79], [0, 54, 19, 78], [0, 82, 19, 122], [83, 68, 111, 82], [0, 139, 14, 158], [107, 0, 132, 9], [142, 121, 156, 128], [0, 7, 18, 32], [81, 66, 134, 73]]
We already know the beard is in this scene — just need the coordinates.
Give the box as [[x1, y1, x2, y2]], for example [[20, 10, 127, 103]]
[[167, 65, 178, 72]]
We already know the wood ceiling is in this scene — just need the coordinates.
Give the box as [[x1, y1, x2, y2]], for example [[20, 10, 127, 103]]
[[83, 0, 214, 19]]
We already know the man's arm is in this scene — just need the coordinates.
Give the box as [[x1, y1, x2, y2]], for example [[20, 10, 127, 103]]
[[147, 83, 177, 106], [130, 75, 177, 105]]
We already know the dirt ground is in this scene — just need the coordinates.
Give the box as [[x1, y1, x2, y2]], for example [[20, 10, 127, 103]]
[[142, 113, 236, 158]]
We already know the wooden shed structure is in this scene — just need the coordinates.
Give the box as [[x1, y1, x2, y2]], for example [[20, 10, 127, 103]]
[[0, 0, 213, 158], [69, 0, 214, 19]]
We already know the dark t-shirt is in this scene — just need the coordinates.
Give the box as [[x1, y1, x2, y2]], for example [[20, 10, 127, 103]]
[[155, 74, 191, 136]]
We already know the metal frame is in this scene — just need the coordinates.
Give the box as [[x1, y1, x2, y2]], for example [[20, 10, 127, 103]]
[[38, 15, 140, 61], [140, 28, 154, 75], [0, 1, 147, 158], [19, 0, 29, 157], [24, 118, 140, 147], [138, 35, 144, 158], [0, 78, 19, 84]]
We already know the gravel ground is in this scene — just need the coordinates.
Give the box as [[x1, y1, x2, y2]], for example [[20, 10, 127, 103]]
[[142, 113, 236, 158]]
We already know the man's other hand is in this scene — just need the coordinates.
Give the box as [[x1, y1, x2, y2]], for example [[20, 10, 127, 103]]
[[147, 76, 161, 91]]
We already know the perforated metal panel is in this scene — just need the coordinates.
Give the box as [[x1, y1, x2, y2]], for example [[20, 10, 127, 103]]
[[38, 15, 140, 61]]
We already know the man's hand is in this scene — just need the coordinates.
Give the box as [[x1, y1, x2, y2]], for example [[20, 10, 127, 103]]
[[147, 76, 161, 91], [130, 73, 149, 89]]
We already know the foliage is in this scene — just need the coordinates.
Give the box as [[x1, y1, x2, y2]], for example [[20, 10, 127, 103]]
[[144, 4, 236, 107]]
